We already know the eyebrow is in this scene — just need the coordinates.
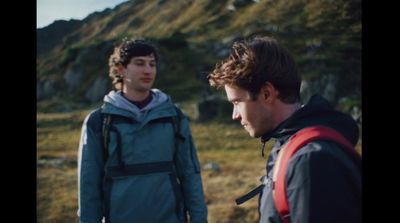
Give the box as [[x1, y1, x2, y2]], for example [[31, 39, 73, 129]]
[[132, 58, 156, 63], [227, 97, 240, 103]]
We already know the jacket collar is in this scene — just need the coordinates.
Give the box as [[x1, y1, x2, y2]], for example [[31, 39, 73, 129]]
[[260, 94, 359, 146]]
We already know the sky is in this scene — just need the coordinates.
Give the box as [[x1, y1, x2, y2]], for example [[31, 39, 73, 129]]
[[37, 0, 129, 29]]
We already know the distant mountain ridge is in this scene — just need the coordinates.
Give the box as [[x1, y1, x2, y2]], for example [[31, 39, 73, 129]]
[[37, 0, 361, 117]]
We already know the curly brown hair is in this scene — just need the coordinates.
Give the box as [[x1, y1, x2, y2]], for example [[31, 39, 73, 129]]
[[108, 38, 159, 90], [208, 36, 300, 103]]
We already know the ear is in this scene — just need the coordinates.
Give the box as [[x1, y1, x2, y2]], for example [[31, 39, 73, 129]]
[[117, 65, 125, 75], [261, 82, 278, 103]]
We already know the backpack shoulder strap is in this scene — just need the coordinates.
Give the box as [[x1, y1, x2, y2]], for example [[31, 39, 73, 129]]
[[272, 125, 360, 223], [170, 105, 190, 222], [171, 105, 185, 142], [102, 113, 112, 161], [86, 108, 112, 162], [100, 105, 186, 166], [147, 105, 186, 142]]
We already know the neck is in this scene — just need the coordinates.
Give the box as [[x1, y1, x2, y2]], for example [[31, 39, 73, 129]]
[[273, 102, 301, 127], [121, 89, 151, 102]]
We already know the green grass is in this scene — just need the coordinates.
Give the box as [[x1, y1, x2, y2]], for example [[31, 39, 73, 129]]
[[37, 108, 361, 223]]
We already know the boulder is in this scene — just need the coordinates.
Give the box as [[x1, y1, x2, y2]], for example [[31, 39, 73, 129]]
[[85, 76, 109, 103]]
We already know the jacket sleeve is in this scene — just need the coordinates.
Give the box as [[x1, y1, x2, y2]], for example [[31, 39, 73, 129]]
[[77, 113, 105, 223], [284, 141, 361, 223], [174, 116, 208, 223]]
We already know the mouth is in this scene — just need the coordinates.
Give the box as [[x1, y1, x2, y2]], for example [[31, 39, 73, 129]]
[[140, 78, 153, 83]]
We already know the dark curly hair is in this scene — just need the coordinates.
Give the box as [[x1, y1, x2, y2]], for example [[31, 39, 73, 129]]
[[208, 36, 301, 103], [108, 37, 159, 90]]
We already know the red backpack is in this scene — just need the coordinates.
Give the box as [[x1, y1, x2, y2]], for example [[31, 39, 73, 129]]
[[236, 126, 361, 223]]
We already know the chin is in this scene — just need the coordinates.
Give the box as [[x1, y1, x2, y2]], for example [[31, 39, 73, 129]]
[[139, 86, 152, 91], [247, 130, 259, 138]]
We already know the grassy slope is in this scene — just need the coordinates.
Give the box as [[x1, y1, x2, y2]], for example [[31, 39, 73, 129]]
[[37, 106, 268, 223], [37, 105, 361, 223]]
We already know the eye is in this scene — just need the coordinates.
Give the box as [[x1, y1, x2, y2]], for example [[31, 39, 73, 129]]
[[134, 61, 144, 66]]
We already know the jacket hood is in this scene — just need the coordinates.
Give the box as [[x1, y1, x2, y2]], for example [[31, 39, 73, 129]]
[[261, 94, 360, 146], [103, 88, 169, 119]]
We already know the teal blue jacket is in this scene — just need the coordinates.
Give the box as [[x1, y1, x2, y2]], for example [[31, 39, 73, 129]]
[[78, 90, 208, 223]]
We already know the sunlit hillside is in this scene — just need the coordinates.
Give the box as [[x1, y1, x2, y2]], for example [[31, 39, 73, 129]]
[[37, 0, 361, 116]]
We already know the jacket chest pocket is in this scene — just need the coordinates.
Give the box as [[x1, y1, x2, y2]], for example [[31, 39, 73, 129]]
[[108, 121, 176, 164]]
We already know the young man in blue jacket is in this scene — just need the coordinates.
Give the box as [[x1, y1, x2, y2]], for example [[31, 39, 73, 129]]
[[208, 36, 361, 223], [77, 38, 208, 223]]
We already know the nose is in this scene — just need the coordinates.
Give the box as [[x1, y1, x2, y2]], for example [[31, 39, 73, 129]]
[[232, 106, 241, 121], [144, 64, 155, 74]]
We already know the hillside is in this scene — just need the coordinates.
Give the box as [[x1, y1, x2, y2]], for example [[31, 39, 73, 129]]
[[37, 0, 361, 119]]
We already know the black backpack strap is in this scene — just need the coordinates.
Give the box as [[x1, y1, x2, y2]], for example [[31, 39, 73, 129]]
[[171, 105, 189, 223], [235, 184, 264, 205], [106, 161, 174, 178], [171, 105, 185, 142], [87, 108, 112, 221], [147, 105, 186, 143], [100, 105, 188, 221], [102, 113, 112, 162], [102, 114, 128, 169], [87, 108, 111, 163], [102, 105, 186, 169]]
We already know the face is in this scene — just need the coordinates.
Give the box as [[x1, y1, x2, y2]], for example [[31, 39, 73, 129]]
[[224, 85, 273, 138], [122, 54, 156, 93]]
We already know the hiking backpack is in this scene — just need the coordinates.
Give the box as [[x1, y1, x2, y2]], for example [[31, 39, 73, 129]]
[[100, 106, 185, 162], [235, 125, 361, 223], [91, 105, 188, 222]]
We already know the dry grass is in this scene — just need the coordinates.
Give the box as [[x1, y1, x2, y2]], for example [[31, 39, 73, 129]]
[[199, 150, 266, 223], [37, 109, 269, 223], [37, 167, 78, 223], [37, 108, 362, 223]]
